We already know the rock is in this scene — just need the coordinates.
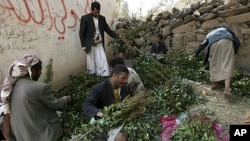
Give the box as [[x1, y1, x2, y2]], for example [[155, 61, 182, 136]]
[[217, 6, 250, 17], [225, 12, 250, 24], [198, 13, 217, 21]]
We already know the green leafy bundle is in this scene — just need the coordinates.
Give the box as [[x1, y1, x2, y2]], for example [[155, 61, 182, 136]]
[[169, 50, 210, 83], [101, 92, 152, 129], [231, 69, 250, 96], [68, 92, 152, 141], [43, 58, 54, 85], [133, 55, 172, 89], [151, 80, 205, 115], [121, 80, 204, 140], [58, 72, 105, 140], [171, 112, 217, 141]]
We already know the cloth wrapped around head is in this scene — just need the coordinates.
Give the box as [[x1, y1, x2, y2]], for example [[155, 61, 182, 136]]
[[0, 54, 40, 114]]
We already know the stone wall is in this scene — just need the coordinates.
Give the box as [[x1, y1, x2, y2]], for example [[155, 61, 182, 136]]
[[115, 0, 250, 71], [0, 0, 118, 90], [170, 0, 250, 68]]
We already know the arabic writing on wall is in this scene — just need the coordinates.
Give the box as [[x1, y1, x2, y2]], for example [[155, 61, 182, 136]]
[[0, 0, 96, 51], [0, 0, 94, 34]]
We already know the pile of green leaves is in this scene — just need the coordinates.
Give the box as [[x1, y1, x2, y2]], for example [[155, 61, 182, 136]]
[[57, 52, 206, 140], [169, 50, 210, 83], [54, 51, 250, 140], [151, 80, 206, 115], [57, 72, 105, 140], [171, 112, 217, 141], [231, 69, 250, 96], [133, 55, 172, 89], [43, 50, 250, 141], [120, 80, 205, 140], [169, 50, 250, 97], [59, 73, 203, 141]]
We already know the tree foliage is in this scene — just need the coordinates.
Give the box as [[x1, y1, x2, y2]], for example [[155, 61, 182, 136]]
[[119, 0, 130, 18]]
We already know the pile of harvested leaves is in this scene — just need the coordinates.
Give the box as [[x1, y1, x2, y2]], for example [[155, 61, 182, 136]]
[[57, 72, 105, 139], [168, 50, 210, 83], [133, 55, 172, 89], [52, 51, 250, 141], [57, 74, 203, 140], [231, 69, 250, 96], [171, 112, 217, 141]]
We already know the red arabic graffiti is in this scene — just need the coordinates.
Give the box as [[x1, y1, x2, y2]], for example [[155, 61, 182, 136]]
[[0, 0, 96, 35]]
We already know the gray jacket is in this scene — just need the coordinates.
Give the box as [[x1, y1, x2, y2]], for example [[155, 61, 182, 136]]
[[10, 78, 67, 141]]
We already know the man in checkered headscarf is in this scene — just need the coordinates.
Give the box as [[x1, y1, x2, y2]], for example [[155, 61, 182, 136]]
[[1, 54, 70, 140], [1, 54, 40, 114]]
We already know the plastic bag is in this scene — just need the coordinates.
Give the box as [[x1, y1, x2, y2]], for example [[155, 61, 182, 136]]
[[160, 113, 229, 141], [212, 122, 229, 141], [160, 116, 178, 141]]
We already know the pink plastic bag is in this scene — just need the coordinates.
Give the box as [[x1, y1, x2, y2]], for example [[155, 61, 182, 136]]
[[212, 122, 229, 141], [160, 115, 229, 141], [160, 116, 178, 141]]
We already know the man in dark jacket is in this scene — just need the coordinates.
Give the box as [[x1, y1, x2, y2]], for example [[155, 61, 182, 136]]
[[110, 57, 145, 95], [79, 1, 120, 76], [83, 64, 129, 119], [83, 64, 129, 141]]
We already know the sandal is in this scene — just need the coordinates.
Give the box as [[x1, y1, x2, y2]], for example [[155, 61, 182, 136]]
[[222, 92, 232, 99]]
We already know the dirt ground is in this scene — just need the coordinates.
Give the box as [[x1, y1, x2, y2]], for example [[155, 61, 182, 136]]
[[188, 81, 250, 131]]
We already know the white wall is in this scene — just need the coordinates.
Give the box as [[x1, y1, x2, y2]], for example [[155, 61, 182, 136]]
[[0, 0, 117, 90]]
